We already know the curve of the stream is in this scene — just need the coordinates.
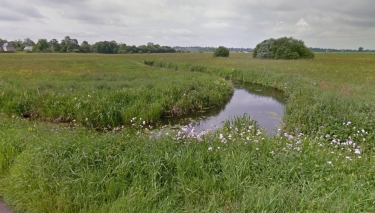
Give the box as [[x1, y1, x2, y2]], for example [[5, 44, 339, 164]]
[[162, 82, 286, 136]]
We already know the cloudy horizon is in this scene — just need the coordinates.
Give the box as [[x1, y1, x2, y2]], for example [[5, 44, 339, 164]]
[[1, 0, 374, 49]]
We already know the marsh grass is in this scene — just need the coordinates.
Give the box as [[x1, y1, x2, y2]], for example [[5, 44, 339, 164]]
[[1, 114, 374, 212], [1, 53, 375, 212], [143, 53, 375, 144], [0, 54, 233, 128]]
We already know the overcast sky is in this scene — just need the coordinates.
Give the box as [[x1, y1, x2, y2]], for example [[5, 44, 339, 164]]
[[1, 0, 374, 49]]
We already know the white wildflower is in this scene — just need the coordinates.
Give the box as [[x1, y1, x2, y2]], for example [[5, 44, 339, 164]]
[[221, 138, 227, 143]]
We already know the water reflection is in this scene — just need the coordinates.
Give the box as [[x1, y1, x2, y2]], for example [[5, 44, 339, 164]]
[[162, 82, 286, 135]]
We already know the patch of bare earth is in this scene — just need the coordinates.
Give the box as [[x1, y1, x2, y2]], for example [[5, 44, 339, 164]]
[[0, 199, 13, 213]]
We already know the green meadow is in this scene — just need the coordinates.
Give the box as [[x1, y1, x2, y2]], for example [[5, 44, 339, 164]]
[[1, 52, 375, 212]]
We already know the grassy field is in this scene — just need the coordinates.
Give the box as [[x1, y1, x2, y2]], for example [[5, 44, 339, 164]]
[[1, 52, 375, 212]]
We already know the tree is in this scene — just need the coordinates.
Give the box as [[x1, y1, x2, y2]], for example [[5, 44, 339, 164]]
[[253, 37, 314, 60], [213, 46, 230, 57], [35, 39, 50, 52], [80, 41, 91, 53], [138, 45, 149, 53], [23, 38, 35, 46], [11, 39, 25, 51], [118, 43, 127, 54], [49, 39, 60, 52], [358, 47, 364, 52], [93, 41, 118, 54], [60, 36, 80, 52]]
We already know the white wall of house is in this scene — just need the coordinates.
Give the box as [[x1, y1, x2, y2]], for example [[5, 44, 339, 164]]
[[1, 43, 16, 52], [24, 46, 33, 51]]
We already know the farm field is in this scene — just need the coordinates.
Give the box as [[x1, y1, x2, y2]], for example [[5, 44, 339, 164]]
[[1, 52, 375, 212]]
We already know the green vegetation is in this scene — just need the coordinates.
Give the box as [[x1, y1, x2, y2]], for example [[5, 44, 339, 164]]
[[1, 52, 375, 212], [253, 37, 315, 59], [213, 46, 230, 57], [2, 36, 176, 53], [0, 54, 232, 128]]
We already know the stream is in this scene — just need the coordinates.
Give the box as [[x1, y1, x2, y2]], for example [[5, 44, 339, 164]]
[[161, 82, 286, 136]]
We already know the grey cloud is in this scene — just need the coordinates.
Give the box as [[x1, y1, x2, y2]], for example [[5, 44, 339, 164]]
[[1, 0, 375, 49], [0, 13, 27, 21], [1, 0, 44, 20]]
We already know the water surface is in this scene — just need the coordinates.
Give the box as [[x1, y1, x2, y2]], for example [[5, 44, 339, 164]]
[[162, 82, 286, 135]]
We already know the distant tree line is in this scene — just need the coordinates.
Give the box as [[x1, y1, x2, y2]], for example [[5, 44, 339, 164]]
[[0, 37, 176, 54], [309, 47, 375, 52], [174, 46, 253, 53]]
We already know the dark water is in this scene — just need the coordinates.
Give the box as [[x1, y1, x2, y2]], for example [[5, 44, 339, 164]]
[[162, 82, 286, 135]]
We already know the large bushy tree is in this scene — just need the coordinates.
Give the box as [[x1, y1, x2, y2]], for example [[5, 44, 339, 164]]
[[60, 36, 80, 52], [35, 39, 50, 52], [49, 39, 60, 52], [92, 41, 118, 54], [253, 37, 314, 59], [80, 41, 92, 53], [213, 46, 230, 57]]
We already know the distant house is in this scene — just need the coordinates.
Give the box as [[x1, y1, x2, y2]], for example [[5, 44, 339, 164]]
[[0, 43, 16, 52], [24, 46, 34, 51]]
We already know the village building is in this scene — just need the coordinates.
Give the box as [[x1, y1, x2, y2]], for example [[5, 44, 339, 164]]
[[24, 46, 34, 51], [0, 43, 16, 52]]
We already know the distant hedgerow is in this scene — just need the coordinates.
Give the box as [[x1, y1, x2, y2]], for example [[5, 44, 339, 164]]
[[213, 46, 230, 57], [253, 37, 314, 60]]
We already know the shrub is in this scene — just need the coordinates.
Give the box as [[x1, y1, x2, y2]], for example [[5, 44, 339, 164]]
[[213, 46, 230, 57], [253, 37, 314, 60]]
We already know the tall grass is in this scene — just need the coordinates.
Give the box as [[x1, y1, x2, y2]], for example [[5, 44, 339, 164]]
[[0, 54, 233, 128], [1, 114, 374, 212], [143, 53, 375, 147]]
